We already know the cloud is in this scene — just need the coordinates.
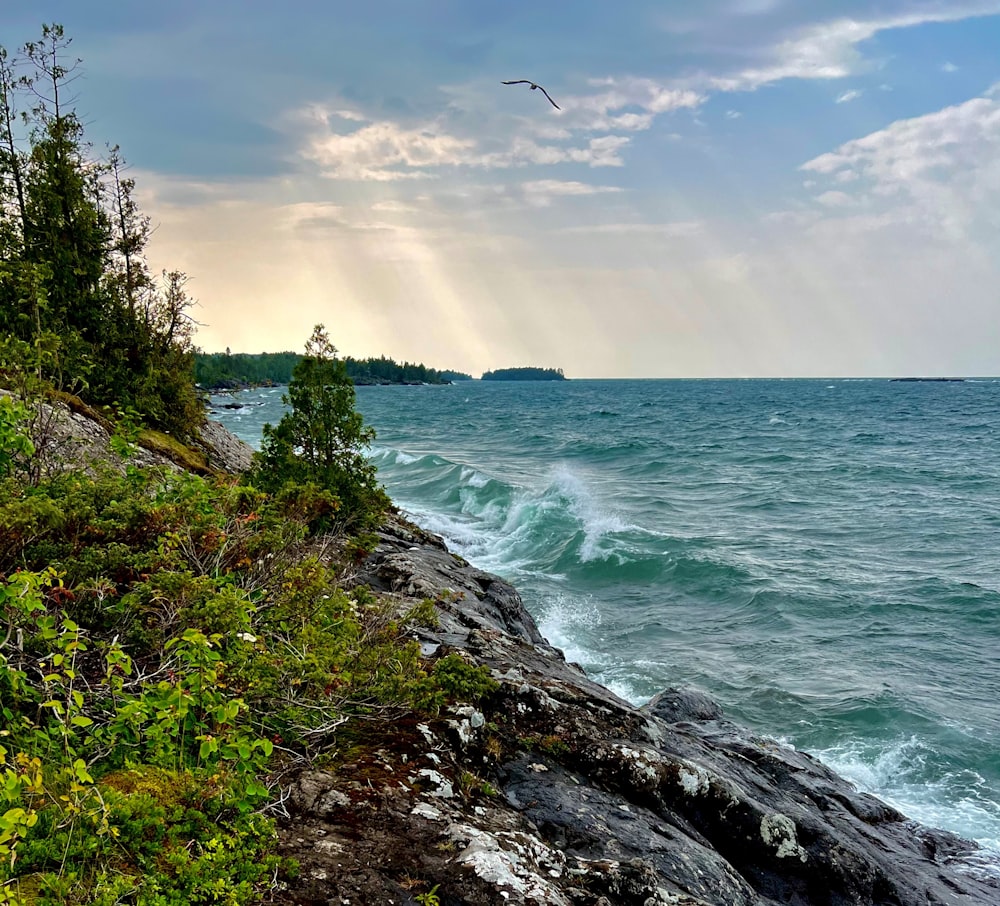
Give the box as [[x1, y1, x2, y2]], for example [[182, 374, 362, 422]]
[[815, 190, 855, 207], [520, 180, 623, 207], [836, 89, 864, 104], [560, 78, 705, 132], [301, 116, 477, 181], [293, 96, 637, 180], [941, 62, 959, 73], [371, 199, 419, 213], [801, 91, 1000, 239], [526, 2, 999, 160], [481, 135, 632, 169], [559, 221, 704, 237], [708, 3, 1000, 92]]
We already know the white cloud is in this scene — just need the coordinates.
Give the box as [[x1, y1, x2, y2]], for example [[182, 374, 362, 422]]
[[371, 199, 419, 213], [836, 89, 864, 104], [709, 4, 1000, 92], [481, 135, 631, 169], [559, 78, 704, 133], [302, 118, 477, 181], [582, 77, 705, 114], [559, 221, 704, 237], [521, 180, 623, 207], [941, 62, 959, 73], [801, 91, 1000, 240], [815, 190, 855, 207]]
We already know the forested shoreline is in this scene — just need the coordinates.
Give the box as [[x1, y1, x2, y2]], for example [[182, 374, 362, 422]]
[[195, 351, 472, 389]]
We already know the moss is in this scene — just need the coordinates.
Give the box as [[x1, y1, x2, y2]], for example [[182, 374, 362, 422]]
[[46, 389, 115, 431], [100, 766, 197, 809], [137, 428, 212, 474]]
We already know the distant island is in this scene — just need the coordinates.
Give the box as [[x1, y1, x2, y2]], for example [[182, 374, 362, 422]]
[[481, 367, 567, 381], [195, 351, 472, 389], [889, 377, 966, 383]]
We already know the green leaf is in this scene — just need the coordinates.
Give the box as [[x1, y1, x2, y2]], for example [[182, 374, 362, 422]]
[[72, 759, 93, 784]]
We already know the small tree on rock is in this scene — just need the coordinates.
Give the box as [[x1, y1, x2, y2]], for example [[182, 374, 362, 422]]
[[252, 325, 387, 530]]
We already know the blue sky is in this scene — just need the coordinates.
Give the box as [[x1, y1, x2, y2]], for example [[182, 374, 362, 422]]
[[6, 1, 1000, 376]]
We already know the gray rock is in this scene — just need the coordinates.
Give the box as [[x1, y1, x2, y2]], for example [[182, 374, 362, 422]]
[[642, 688, 724, 724], [330, 521, 1000, 905], [292, 771, 352, 818], [195, 418, 255, 473]]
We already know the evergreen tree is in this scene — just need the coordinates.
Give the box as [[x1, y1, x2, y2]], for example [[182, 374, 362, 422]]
[[252, 325, 387, 529], [0, 24, 202, 438]]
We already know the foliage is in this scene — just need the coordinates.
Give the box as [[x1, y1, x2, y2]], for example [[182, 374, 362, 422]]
[[0, 24, 202, 439], [250, 325, 389, 531], [194, 351, 301, 389], [481, 367, 566, 381], [0, 432, 488, 903], [415, 884, 441, 906], [194, 349, 464, 389], [0, 395, 33, 479], [342, 354, 448, 386]]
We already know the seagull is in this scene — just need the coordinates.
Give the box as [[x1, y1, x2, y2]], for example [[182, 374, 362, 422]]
[[502, 80, 560, 110]]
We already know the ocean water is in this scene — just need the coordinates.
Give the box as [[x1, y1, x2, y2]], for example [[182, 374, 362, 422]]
[[212, 378, 1000, 866]]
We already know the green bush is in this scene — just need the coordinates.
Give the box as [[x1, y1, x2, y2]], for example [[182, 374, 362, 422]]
[[0, 459, 491, 903]]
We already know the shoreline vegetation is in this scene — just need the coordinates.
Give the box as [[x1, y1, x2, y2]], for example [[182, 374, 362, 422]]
[[195, 351, 473, 391], [0, 22, 488, 901]]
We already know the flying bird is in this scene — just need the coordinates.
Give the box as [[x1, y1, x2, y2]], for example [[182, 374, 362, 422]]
[[502, 80, 560, 110]]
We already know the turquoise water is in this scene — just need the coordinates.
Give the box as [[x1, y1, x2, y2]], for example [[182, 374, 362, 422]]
[[212, 378, 1000, 863]]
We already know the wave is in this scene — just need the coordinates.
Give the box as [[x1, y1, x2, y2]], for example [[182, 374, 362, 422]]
[[377, 450, 644, 572], [815, 735, 1000, 872]]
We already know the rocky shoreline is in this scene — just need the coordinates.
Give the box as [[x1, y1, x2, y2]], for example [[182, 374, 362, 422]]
[[277, 516, 999, 905], [18, 401, 996, 903]]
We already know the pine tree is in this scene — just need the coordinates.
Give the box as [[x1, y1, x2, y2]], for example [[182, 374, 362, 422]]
[[253, 325, 387, 529]]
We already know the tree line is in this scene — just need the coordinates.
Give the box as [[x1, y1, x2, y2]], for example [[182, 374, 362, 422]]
[[196, 350, 472, 388], [0, 24, 202, 438], [481, 367, 566, 381]]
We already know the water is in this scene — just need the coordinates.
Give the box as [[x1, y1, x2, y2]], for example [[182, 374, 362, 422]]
[[212, 378, 1000, 864]]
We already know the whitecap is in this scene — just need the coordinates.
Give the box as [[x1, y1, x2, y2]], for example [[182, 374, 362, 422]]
[[536, 593, 602, 665], [814, 736, 1000, 865], [459, 466, 491, 489], [547, 464, 632, 563]]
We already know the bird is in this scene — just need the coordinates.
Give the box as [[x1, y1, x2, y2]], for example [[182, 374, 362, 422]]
[[502, 80, 560, 110]]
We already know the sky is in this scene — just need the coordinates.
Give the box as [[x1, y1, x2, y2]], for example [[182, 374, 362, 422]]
[[5, 1, 1000, 377]]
